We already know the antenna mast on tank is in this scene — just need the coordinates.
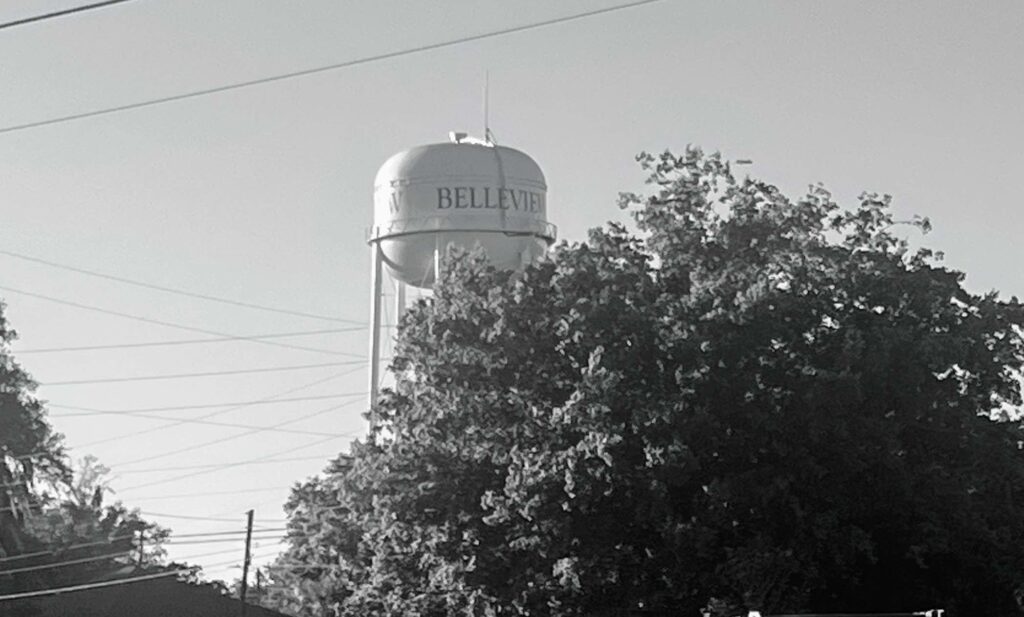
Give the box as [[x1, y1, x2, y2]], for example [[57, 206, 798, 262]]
[[484, 70, 495, 145]]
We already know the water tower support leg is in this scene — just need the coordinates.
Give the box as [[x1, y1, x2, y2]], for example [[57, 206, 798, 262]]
[[395, 280, 406, 325], [368, 243, 383, 415], [434, 235, 441, 284]]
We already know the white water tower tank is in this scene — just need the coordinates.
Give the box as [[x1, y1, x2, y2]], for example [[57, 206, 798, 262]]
[[370, 134, 556, 288]]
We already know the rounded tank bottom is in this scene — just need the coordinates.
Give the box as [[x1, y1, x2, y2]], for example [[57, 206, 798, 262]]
[[376, 231, 551, 288]]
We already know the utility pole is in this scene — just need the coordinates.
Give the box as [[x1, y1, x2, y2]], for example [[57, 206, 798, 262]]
[[239, 509, 254, 617], [136, 529, 145, 569]]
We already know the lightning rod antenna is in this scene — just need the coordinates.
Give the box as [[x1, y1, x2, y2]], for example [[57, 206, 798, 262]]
[[483, 70, 490, 144]]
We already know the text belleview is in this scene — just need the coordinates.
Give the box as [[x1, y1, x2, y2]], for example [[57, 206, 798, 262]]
[[435, 187, 544, 213]]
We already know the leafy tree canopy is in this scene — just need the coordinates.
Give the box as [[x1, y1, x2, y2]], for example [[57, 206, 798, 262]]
[[1, 305, 171, 600], [270, 148, 1024, 617], [2, 300, 70, 564]]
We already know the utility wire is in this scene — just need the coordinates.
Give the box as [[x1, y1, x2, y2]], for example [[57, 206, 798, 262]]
[[203, 548, 283, 569], [138, 511, 259, 523], [41, 359, 361, 386], [250, 548, 285, 560], [204, 554, 281, 573], [0, 535, 134, 565], [130, 486, 290, 501], [95, 374, 364, 468], [49, 392, 363, 416], [74, 371, 347, 450], [209, 505, 286, 524], [110, 399, 364, 467], [287, 504, 352, 516], [0, 249, 361, 324], [0, 0, 137, 31], [12, 372, 351, 460], [175, 533, 286, 543], [0, 550, 131, 577], [60, 413, 350, 437], [120, 433, 345, 491], [0, 284, 346, 356], [172, 547, 248, 562], [0, 570, 186, 602], [200, 551, 279, 571], [197, 559, 242, 571], [13, 327, 362, 355], [265, 563, 344, 571], [169, 535, 285, 546], [295, 504, 352, 515], [172, 528, 286, 539], [113, 455, 337, 475], [0, 0, 663, 136], [0, 538, 273, 574]]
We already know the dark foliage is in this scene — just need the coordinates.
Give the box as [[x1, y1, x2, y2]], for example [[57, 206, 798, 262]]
[[269, 149, 1024, 617], [1, 305, 170, 598]]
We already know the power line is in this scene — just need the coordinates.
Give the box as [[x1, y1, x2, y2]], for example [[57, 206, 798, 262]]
[[169, 535, 285, 546], [172, 547, 248, 562], [49, 392, 363, 416], [109, 399, 364, 467], [286, 503, 351, 517], [0, 284, 346, 356], [119, 433, 345, 491], [73, 371, 348, 450], [12, 327, 362, 355], [197, 559, 242, 571], [0, 0, 663, 136], [0, 249, 362, 324], [208, 499, 289, 523], [0, 535, 134, 565], [113, 455, 336, 475], [209, 546, 282, 564], [292, 504, 351, 515], [129, 486, 290, 501], [172, 528, 286, 539], [99, 394, 362, 468], [0, 535, 278, 572], [0, 0, 137, 31], [0, 569, 186, 602], [202, 550, 281, 573], [265, 563, 344, 572], [41, 359, 362, 386], [0, 550, 131, 577], [60, 413, 350, 437], [11, 373, 352, 461], [139, 512, 262, 523], [168, 535, 284, 547], [201, 564, 244, 573]]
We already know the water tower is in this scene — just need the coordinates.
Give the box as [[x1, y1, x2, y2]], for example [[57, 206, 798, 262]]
[[367, 133, 557, 408]]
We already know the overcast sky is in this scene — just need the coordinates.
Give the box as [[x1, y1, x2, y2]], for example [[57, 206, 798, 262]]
[[1, 0, 1021, 580]]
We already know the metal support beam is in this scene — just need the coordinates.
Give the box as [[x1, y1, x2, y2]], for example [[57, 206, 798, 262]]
[[368, 243, 383, 415], [433, 234, 441, 284], [395, 280, 406, 327]]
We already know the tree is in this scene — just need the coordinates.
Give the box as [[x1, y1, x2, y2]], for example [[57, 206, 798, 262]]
[[0, 304, 170, 600], [20, 456, 171, 579], [1, 301, 68, 560], [269, 148, 1024, 617]]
